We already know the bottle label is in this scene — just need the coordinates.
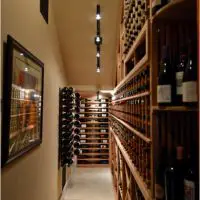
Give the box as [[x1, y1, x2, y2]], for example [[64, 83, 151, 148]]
[[157, 85, 171, 103], [176, 71, 184, 95], [152, 0, 161, 8], [183, 81, 197, 102], [155, 184, 165, 199], [184, 179, 195, 200]]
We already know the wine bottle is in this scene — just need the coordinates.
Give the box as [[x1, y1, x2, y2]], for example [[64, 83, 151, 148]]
[[74, 134, 80, 141], [182, 41, 197, 105], [155, 148, 167, 199], [165, 146, 185, 200], [74, 148, 81, 155], [74, 141, 80, 148], [184, 153, 196, 200], [175, 46, 187, 104], [157, 46, 172, 105], [73, 128, 80, 134]]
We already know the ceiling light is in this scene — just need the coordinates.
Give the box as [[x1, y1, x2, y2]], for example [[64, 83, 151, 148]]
[[96, 36, 100, 42], [96, 52, 100, 57], [24, 67, 28, 72], [96, 14, 101, 20], [95, 36, 102, 45], [96, 68, 100, 73], [20, 53, 24, 56]]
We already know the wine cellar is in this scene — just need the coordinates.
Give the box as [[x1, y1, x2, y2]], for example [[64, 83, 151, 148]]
[[1, 0, 199, 200], [110, 0, 199, 199]]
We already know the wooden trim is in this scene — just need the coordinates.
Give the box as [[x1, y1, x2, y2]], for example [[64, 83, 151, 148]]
[[152, 106, 198, 112], [114, 55, 149, 93], [112, 91, 150, 104]]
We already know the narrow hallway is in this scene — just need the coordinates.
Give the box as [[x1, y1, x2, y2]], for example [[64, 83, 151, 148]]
[[62, 168, 115, 200]]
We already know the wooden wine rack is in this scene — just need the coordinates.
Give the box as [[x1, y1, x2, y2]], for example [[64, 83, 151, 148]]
[[77, 98, 110, 167], [112, 0, 198, 199]]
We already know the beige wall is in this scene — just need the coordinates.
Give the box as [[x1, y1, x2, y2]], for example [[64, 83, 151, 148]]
[[1, 0, 66, 200]]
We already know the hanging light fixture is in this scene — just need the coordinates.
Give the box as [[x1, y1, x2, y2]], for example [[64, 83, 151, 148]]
[[95, 4, 102, 73]]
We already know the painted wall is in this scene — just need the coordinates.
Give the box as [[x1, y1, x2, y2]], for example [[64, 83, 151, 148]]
[[1, 0, 66, 200]]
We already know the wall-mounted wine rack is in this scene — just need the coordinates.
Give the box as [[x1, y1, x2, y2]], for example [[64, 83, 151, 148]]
[[112, 0, 198, 199], [58, 87, 81, 167]]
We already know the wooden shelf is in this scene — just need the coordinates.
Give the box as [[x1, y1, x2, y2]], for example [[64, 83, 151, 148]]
[[109, 114, 151, 143], [81, 148, 109, 150], [80, 132, 109, 135], [111, 129, 152, 200], [80, 107, 109, 109], [152, 105, 198, 112], [81, 122, 109, 124], [80, 143, 109, 145], [80, 117, 108, 119], [81, 127, 108, 130], [81, 153, 109, 155], [78, 158, 109, 161], [152, 0, 196, 22], [80, 112, 108, 114], [112, 91, 150, 104], [80, 138, 109, 140], [77, 164, 109, 168], [81, 102, 109, 104]]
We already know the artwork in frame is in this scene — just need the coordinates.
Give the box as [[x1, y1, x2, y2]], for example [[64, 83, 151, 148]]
[[2, 35, 44, 166]]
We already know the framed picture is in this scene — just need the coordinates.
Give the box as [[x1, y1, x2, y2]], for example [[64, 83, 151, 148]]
[[2, 35, 44, 166]]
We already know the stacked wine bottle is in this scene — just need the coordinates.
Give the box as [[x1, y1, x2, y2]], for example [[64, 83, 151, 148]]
[[124, 0, 147, 55], [73, 92, 81, 156], [59, 87, 81, 167]]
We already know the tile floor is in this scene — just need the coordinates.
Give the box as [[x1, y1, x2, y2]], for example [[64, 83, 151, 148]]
[[62, 168, 115, 200]]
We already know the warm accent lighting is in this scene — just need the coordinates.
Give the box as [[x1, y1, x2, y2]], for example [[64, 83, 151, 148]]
[[97, 68, 100, 73]]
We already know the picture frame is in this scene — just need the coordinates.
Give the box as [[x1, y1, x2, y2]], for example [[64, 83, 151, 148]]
[[2, 35, 44, 166]]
